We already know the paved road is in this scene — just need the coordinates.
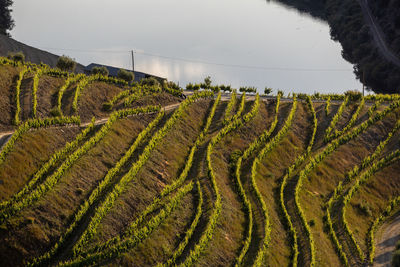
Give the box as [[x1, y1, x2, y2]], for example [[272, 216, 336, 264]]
[[374, 213, 400, 267], [358, 0, 400, 68]]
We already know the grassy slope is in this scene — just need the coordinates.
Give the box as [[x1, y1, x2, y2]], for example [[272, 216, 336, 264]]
[[300, 107, 400, 266], [1, 63, 400, 267], [0, 115, 154, 266], [195, 101, 272, 266], [257, 101, 311, 266], [36, 75, 66, 118], [0, 126, 83, 201], [347, 132, 400, 252], [86, 100, 212, 263]]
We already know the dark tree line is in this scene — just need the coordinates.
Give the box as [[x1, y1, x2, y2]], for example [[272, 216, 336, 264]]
[[275, 0, 400, 94], [0, 0, 14, 36]]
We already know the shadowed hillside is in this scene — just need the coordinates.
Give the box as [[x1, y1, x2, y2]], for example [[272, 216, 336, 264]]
[[0, 59, 400, 266]]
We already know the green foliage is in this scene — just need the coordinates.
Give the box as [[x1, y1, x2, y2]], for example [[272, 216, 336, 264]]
[[301, 100, 400, 266], [72, 74, 129, 113], [140, 77, 161, 88], [264, 87, 272, 95], [327, 97, 366, 141], [239, 86, 257, 93], [325, 96, 331, 116], [56, 55, 76, 72], [29, 106, 163, 266], [234, 94, 281, 266], [60, 181, 195, 267], [14, 66, 28, 125], [56, 74, 85, 116], [0, 115, 81, 176], [178, 94, 259, 267], [223, 90, 237, 123], [344, 90, 363, 102], [224, 93, 246, 125], [68, 92, 214, 260], [117, 68, 134, 82], [324, 96, 349, 142], [91, 66, 109, 76], [251, 95, 297, 266], [32, 68, 44, 118], [201, 76, 212, 90], [0, 118, 93, 212]]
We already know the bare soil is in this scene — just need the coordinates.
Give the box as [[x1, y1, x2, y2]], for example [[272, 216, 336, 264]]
[[374, 213, 400, 267]]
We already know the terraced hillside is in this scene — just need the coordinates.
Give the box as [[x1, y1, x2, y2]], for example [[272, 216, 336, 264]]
[[1, 57, 400, 266]]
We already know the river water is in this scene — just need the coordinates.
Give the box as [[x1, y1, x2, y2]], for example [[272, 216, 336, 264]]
[[11, 0, 362, 94]]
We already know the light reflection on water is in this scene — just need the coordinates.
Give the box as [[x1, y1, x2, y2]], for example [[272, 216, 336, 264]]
[[11, 0, 361, 94]]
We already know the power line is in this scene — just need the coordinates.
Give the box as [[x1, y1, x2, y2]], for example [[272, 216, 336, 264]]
[[39, 46, 353, 72]]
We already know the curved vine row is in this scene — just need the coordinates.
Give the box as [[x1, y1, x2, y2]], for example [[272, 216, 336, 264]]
[[29, 106, 163, 266], [1, 107, 159, 222], [0, 116, 81, 167], [294, 99, 400, 266], [178, 94, 260, 267], [279, 95, 317, 267], [234, 93, 281, 266], [80, 93, 222, 257], [0, 118, 95, 211], [70, 91, 215, 257], [251, 95, 298, 266]]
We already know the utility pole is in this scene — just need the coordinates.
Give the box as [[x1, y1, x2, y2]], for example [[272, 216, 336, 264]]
[[131, 50, 135, 74], [362, 71, 365, 97]]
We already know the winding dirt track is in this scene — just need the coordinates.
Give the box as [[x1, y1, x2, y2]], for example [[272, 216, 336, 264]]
[[374, 213, 400, 267]]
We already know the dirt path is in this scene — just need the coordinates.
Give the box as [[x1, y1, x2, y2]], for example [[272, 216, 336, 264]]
[[358, 0, 400, 68], [374, 213, 400, 267], [0, 102, 183, 154]]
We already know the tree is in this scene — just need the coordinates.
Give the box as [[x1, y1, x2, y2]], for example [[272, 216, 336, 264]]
[[200, 76, 212, 90], [140, 77, 161, 88], [91, 66, 109, 76], [264, 87, 272, 95], [0, 0, 14, 36], [117, 69, 134, 83], [56, 55, 76, 72], [239, 86, 257, 93]]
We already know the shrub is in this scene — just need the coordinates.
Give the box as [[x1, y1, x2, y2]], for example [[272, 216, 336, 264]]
[[102, 102, 113, 111], [264, 87, 272, 95], [7, 51, 25, 63], [239, 86, 257, 93], [277, 90, 284, 97], [50, 107, 62, 117], [91, 66, 109, 76], [140, 77, 161, 88], [56, 55, 76, 72], [345, 90, 362, 102], [356, 201, 372, 217], [210, 85, 220, 93], [117, 69, 134, 83], [193, 83, 201, 91], [163, 80, 181, 91], [186, 83, 194, 90], [309, 219, 316, 227]]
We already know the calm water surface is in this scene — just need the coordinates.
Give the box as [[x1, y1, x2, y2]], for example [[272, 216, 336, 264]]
[[11, 0, 362, 94]]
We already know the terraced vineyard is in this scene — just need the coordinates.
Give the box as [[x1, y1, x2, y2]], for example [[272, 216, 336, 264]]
[[1, 57, 400, 266]]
